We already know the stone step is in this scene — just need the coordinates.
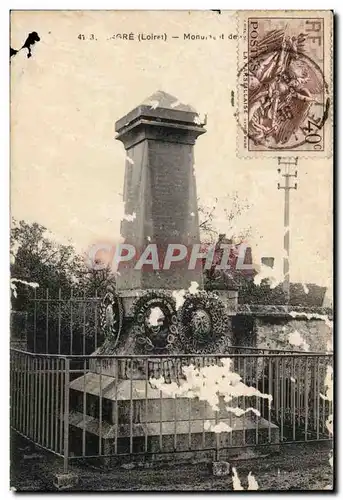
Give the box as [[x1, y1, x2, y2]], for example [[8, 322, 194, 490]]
[[69, 409, 278, 442], [68, 411, 279, 462]]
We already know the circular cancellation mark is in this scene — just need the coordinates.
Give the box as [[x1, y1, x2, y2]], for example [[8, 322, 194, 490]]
[[235, 41, 330, 153]]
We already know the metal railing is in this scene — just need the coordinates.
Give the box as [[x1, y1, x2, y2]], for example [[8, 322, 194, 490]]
[[23, 288, 333, 356], [10, 349, 333, 472], [26, 289, 103, 355]]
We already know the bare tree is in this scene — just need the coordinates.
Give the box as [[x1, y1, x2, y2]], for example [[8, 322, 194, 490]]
[[198, 191, 252, 243]]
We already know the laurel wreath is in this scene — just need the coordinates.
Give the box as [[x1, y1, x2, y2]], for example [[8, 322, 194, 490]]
[[99, 286, 124, 348], [131, 291, 178, 353], [177, 291, 227, 353]]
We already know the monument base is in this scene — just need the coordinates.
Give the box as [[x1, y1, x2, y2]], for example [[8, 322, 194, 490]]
[[117, 289, 147, 317], [117, 288, 189, 317], [117, 288, 239, 317], [69, 373, 279, 463]]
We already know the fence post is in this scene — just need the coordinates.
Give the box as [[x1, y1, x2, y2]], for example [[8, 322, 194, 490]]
[[63, 358, 70, 473], [46, 289, 49, 353], [33, 287, 37, 353], [304, 357, 309, 442]]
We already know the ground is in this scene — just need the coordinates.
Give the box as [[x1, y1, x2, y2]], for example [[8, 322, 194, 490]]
[[11, 434, 333, 492]]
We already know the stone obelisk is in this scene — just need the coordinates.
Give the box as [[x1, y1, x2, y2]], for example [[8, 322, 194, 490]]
[[115, 91, 205, 312]]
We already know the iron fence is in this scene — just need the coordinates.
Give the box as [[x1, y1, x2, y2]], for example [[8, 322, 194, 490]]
[[22, 288, 333, 356], [10, 349, 333, 472], [25, 289, 103, 355]]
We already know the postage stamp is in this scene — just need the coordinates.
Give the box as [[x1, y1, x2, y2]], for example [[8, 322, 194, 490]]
[[10, 10, 334, 492], [236, 11, 333, 158]]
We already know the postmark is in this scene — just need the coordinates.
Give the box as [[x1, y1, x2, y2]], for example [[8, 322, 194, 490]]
[[236, 12, 333, 158]]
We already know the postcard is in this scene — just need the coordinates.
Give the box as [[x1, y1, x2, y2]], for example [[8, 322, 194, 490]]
[[10, 10, 334, 492]]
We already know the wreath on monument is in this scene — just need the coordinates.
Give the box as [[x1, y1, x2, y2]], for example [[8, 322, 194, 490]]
[[131, 291, 178, 352], [99, 285, 124, 347], [177, 291, 227, 353]]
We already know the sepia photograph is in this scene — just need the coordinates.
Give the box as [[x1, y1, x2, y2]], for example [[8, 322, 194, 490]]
[[9, 9, 334, 491]]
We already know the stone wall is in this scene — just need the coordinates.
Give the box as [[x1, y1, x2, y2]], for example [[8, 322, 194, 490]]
[[255, 317, 332, 352]]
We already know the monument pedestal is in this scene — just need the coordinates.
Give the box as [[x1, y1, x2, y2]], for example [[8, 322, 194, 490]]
[[117, 288, 177, 318], [69, 371, 279, 463]]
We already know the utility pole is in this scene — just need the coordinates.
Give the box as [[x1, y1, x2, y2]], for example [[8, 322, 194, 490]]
[[277, 157, 298, 305]]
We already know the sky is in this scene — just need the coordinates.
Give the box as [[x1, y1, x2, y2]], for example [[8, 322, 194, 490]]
[[10, 10, 333, 294]]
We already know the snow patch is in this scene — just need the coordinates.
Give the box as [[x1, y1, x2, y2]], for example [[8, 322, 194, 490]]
[[253, 263, 282, 289], [289, 311, 332, 326], [323, 364, 333, 476], [193, 113, 207, 125], [288, 330, 309, 352], [11, 278, 39, 288], [232, 468, 244, 490], [172, 289, 186, 310], [11, 278, 39, 298], [149, 358, 272, 413], [204, 421, 232, 433], [232, 468, 259, 491], [147, 307, 164, 326], [148, 100, 159, 110], [247, 472, 259, 490], [122, 212, 136, 222], [188, 281, 200, 295]]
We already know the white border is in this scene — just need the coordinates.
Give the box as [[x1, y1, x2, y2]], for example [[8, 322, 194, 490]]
[[3, 1, 340, 498]]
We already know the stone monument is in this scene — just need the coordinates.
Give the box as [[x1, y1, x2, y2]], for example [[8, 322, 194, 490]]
[[68, 92, 278, 463], [115, 90, 205, 314]]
